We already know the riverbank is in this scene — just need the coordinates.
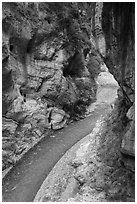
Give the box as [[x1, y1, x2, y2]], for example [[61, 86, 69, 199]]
[[34, 108, 134, 202], [2, 70, 120, 202], [34, 72, 134, 202]]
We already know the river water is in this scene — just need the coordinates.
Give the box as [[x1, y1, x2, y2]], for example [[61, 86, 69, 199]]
[[34, 70, 120, 202]]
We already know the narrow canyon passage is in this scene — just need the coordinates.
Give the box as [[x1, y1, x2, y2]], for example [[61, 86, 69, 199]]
[[34, 72, 134, 202], [2, 2, 135, 202], [2, 71, 118, 202]]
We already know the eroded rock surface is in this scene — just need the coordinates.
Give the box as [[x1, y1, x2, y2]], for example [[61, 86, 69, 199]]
[[2, 3, 135, 198], [92, 2, 135, 171], [2, 3, 101, 171], [33, 3, 135, 200]]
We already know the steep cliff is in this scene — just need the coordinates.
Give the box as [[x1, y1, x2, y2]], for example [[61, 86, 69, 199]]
[[92, 2, 135, 171], [2, 2, 135, 174], [2, 2, 135, 202], [2, 3, 102, 170], [33, 4, 135, 201], [101, 3, 135, 171]]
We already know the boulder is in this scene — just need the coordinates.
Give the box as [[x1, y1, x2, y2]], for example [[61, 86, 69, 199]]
[[49, 107, 67, 130]]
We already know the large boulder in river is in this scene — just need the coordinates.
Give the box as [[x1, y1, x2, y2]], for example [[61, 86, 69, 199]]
[[49, 107, 68, 130]]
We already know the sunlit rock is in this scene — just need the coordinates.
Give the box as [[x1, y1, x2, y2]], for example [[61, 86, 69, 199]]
[[49, 107, 68, 130]]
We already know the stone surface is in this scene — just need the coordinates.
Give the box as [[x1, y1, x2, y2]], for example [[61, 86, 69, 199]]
[[2, 2, 134, 182], [93, 2, 135, 169], [100, 62, 108, 72], [121, 103, 135, 158], [2, 117, 18, 136], [50, 107, 67, 130], [2, 117, 18, 169], [126, 103, 135, 120], [2, 2, 101, 170], [121, 121, 135, 157]]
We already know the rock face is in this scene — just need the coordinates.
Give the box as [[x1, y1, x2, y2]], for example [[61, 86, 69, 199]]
[[92, 3, 135, 170], [121, 103, 135, 157], [2, 3, 102, 170], [2, 117, 18, 169], [2, 2, 134, 174]]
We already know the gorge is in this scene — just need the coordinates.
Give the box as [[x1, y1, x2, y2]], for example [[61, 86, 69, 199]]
[[2, 2, 135, 202]]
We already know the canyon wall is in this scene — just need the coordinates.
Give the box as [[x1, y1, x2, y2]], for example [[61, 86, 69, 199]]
[[2, 2, 135, 172], [2, 3, 102, 170], [93, 2, 135, 171]]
